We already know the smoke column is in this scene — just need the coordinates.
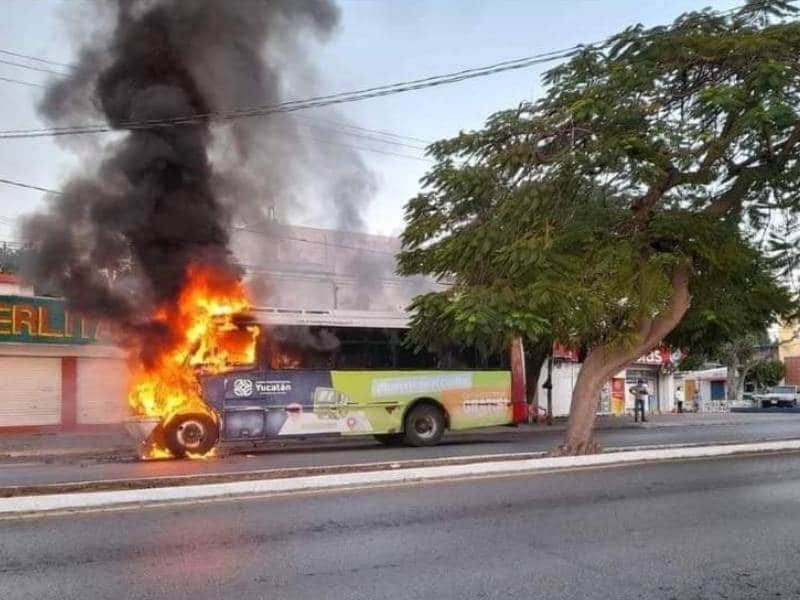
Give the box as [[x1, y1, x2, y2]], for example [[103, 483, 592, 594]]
[[22, 0, 375, 356]]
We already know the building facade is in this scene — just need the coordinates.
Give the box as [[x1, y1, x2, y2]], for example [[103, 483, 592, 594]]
[[536, 347, 679, 417], [0, 275, 127, 431]]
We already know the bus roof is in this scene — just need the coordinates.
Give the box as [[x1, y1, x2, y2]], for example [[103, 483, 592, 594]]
[[249, 306, 410, 329]]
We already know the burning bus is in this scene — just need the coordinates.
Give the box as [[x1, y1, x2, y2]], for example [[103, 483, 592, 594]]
[[126, 292, 528, 459]]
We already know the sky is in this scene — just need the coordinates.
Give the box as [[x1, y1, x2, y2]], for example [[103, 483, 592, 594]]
[[0, 0, 741, 243]]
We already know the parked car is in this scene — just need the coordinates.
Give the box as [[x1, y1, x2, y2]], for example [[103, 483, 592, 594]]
[[753, 385, 800, 408]]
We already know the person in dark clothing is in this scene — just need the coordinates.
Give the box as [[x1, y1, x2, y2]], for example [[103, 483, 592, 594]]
[[629, 379, 648, 423]]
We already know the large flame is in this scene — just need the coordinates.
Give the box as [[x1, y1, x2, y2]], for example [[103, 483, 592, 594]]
[[128, 265, 259, 459]]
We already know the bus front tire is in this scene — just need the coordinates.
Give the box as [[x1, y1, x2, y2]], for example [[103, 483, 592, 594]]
[[403, 403, 445, 447], [373, 433, 404, 446], [163, 413, 219, 458]]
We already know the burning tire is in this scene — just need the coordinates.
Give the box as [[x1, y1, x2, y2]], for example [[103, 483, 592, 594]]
[[163, 413, 219, 458]]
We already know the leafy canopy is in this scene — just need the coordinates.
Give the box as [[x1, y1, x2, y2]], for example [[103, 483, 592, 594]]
[[399, 1, 799, 356]]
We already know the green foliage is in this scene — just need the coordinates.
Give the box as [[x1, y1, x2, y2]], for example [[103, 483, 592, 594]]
[[400, 1, 800, 357], [747, 358, 786, 389]]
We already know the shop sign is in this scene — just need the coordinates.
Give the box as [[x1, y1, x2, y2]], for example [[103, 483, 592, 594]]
[[0, 295, 114, 345], [552, 342, 579, 361]]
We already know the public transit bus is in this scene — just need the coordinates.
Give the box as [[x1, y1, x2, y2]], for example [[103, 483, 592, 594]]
[[162, 307, 527, 457]]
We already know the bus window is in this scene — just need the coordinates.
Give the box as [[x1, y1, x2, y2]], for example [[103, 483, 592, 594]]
[[255, 323, 506, 370]]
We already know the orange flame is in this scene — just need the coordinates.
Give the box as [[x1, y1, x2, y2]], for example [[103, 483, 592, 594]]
[[128, 265, 259, 459]]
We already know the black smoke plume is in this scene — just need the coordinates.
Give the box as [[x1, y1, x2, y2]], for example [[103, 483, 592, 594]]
[[23, 0, 342, 360]]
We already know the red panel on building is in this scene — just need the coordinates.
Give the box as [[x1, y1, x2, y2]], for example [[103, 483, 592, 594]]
[[785, 357, 800, 385]]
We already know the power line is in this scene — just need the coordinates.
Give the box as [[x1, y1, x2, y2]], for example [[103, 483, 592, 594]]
[[0, 47, 578, 139], [290, 114, 432, 145], [0, 48, 74, 70], [0, 56, 432, 151], [299, 134, 430, 161], [0, 178, 400, 256], [0, 178, 400, 258], [0, 49, 435, 146], [0, 58, 68, 77], [0, 177, 61, 194], [0, 75, 44, 88], [295, 120, 427, 150], [231, 226, 398, 256], [0, 2, 752, 141]]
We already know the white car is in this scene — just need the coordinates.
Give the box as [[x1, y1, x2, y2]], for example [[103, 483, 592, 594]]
[[754, 385, 800, 408]]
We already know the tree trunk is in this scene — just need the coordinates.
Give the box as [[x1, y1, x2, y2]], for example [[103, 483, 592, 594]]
[[726, 363, 739, 403], [559, 268, 691, 455], [736, 376, 746, 402], [562, 348, 620, 453]]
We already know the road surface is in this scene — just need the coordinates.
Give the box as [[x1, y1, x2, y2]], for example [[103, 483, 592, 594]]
[[2, 413, 800, 488], [3, 450, 800, 599]]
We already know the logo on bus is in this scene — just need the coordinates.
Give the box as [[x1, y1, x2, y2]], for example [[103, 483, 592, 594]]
[[255, 380, 292, 394], [232, 379, 254, 397]]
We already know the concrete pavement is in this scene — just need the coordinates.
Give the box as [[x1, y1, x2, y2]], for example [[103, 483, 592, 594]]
[[3, 451, 800, 599]]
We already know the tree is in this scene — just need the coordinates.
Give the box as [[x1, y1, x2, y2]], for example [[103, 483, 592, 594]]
[[399, 1, 800, 453], [747, 358, 785, 389], [716, 334, 776, 402]]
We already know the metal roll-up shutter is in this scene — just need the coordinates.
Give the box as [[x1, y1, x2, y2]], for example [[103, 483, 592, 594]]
[[77, 357, 129, 424], [0, 356, 61, 426]]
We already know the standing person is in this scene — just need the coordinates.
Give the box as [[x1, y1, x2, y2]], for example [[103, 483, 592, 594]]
[[692, 389, 702, 412], [675, 385, 684, 413], [629, 379, 649, 423]]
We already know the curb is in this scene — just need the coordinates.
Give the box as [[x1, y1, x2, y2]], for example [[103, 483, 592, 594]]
[[2, 438, 800, 516], [0, 451, 547, 498]]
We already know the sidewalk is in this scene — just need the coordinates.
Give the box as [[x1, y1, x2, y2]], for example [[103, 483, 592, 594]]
[[0, 428, 131, 461], [0, 411, 795, 462]]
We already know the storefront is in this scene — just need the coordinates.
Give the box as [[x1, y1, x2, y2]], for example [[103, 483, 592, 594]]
[[0, 293, 128, 431], [616, 349, 676, 415], [538, 345, 677, 417]]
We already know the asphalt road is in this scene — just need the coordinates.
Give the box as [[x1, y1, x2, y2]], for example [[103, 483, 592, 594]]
[[2, 414, 800, 488], [4, 450, 800, 599]]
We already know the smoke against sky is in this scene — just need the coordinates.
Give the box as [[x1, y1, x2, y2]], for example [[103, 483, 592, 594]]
[[21, 0, 387, 348]]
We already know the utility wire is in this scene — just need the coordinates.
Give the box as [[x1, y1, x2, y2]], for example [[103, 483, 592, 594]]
[[291, 113, 432, 145], [0, 177, 61, 194], [0, 48, 74, 69], [0, 58, 69, 77], [0, 52, 434, 148], [0, 2, 754, 140], [230, 226, 399, 256], [0, 1, 752, 140], [0, 75, 44, 88], [0, 47, 578, 139], [295, 120, 427, 150], [299, 134, 430, 161], [0, 177, 400, 255]]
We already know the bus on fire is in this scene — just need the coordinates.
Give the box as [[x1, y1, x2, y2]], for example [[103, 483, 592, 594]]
[[153, 307, 528, 458]]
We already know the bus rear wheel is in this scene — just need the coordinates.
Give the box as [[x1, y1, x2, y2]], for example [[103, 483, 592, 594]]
[[163, 413, 219, 458], [403, 403, 445, 447]]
